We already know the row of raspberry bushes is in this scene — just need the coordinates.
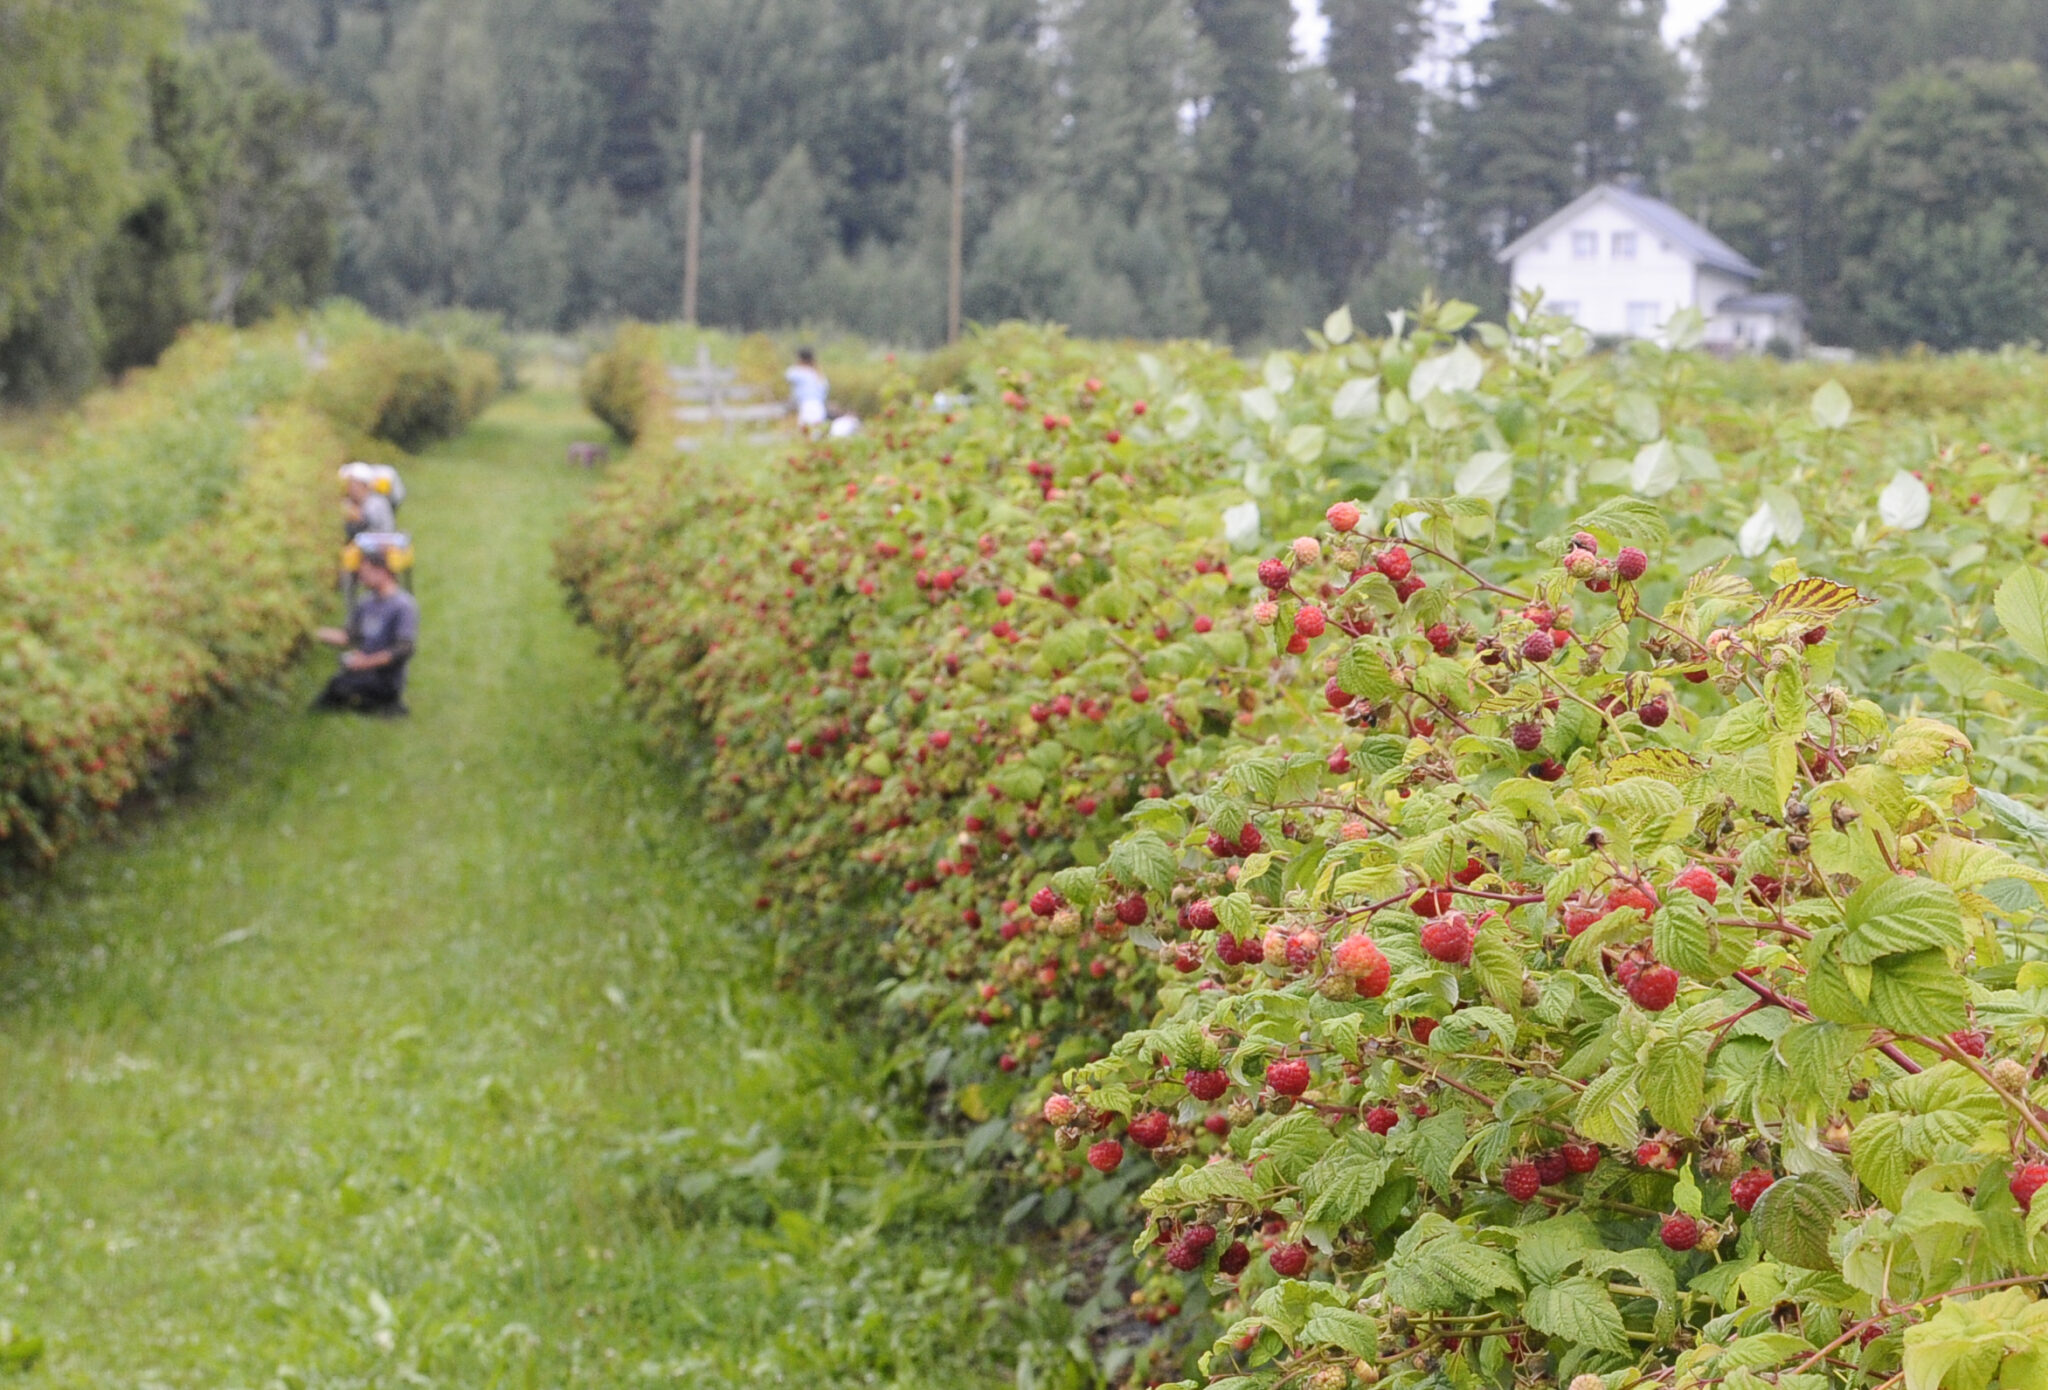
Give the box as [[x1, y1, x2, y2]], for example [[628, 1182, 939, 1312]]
[[0, 309, 489, 866], [558, 305, 2048, 1388]]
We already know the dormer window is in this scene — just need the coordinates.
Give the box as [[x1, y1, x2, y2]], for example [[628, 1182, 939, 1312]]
[[1572, 231, 1598, 260], [1612, 232, 1637, 261]]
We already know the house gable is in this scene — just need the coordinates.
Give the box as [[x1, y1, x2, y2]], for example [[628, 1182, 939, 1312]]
[[1500, 185, 1761, 340]]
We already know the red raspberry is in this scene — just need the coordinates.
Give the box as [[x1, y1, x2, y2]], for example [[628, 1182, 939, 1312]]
[[1334, 936, 1391, 997], [1115, 893, 1150, 926], [1570, 530, 1599, 554], [1183, 1221, 1216, 1252], [1327, 746, 1351, 774], [1660, 1213, 1701, 1251], [1267, 1058, 1312, 1096], [1859, 1322, 1887, 1347], [1521, 630, 1555, 663], [1042, 1094, 1078, 1125], [1536, 1150, 1571, 1186], [1510, 721, 1544, 752], [1530, 758, 1565, 781], [1364, 1105, 1400, 1135], [1410, 886, 1451, 916], [1524, 602, 1556, 629], [1802, 625, 1829, 646], [1326, 501, 1361, 532], [1187, 899, 1219, 931], [2012, 1162, 2048, 1212], [1127, 1111, 1171, 1148], [1284, 930, 1322, 970], [1420, 912, 1474, 966], [1204, 1114, 1231, 1137], [1503, 1161, 1542, 1202], [1206, 832, 1237, 858], [1563, 907, 1601, 937], [1426, 622, 1457, 654], [1637, 1139, 1677, 1170], [1453, 857, 1487, 885], [1615, 546, 1649, 582], [1671, 865, 1720, 905], [1165, 1236, 1205, 1270], [1030, 887, 1060, 917], [1950, 1029, 1988, 1059], [1629, 964, 1680, 1011], [1086, 1139, 1124, 1173], [1217, 1240, 1251, 1276], [1237, 822, 1263, 855], [1374, 546, 1413, 582], [1605, 882, 1659, 915], [1730, 1168, 1775, 1213], [1410, 1017, 1438, 1044], [1268, 1242, 1309, 1277], [1324, 676, 1352, 709], [1258, 558, 1291, 590], [1392, 573, 1426, 602], [1294, 605, 1327, 639], [1638, 695, 1669, 727], [1563, 1142, 1601, 1174], [1186, 1069, 1229, 1101]]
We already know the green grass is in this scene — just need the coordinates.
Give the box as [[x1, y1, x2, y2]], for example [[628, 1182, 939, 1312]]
[[0, 391, 1099, 1387]]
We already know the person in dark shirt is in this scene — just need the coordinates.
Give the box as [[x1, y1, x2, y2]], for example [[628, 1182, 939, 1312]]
[[312, 548, 419, 715]]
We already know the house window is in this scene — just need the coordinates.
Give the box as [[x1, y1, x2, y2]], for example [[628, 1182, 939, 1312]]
[[1611, 232, 1637, 260], [1571, 231, 1599, 260], [1626, 301, 1661, 335]]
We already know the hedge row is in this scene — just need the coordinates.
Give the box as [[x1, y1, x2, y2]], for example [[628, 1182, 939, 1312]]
[[561, 306, 2048, 1389], [1, 308, 494, 867]]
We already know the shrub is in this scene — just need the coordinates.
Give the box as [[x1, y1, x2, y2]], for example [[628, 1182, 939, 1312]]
[[0, 320, 341, 865], [310, 328, 497, 452], [580, 322, 660, 442], [562, 304, 2048, 1387]]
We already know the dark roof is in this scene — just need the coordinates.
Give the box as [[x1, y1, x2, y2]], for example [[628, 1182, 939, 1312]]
[[1497, 184, 1763, 280], [1714, 292, 1806, 317]]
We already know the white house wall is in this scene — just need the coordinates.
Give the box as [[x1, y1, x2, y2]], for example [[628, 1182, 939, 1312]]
[[1508, 200, 1713, 338]]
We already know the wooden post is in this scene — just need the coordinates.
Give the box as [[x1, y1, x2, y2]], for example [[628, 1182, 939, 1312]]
[[947, 122, 965, 345], [682, 129, 704, 326]]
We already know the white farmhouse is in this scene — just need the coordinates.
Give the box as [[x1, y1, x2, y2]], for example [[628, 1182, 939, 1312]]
[[1497, 183, 1806, 354]]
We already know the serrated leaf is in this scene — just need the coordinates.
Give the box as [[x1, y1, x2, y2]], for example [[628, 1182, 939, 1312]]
[[1525, 1276, 1631, 1353], [1643, 1033, 1709, 1132], [1996, 565, 2048, 666], [1300, 1308, 1378, 1358], [1107, 830, 1179, 894], [1745, 577, 1871, 638], [1299, 1147, 1389, 1225], [1571, 496, 1671, 551], [1838, 877, 1964, 965], [1514, 1214, 1603, 1283], [1865, 949, 1971, 1035], [1751, 1169, 1854, 1271], [1573, 1062, 1644, 1148]]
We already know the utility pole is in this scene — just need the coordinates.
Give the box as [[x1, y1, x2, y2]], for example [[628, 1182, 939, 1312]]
[[682, 129, 704, 326], [947, 122, 965, 345]]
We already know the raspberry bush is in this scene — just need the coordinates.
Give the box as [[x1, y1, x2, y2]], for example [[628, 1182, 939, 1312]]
[[562, 305, 2048, 1388]]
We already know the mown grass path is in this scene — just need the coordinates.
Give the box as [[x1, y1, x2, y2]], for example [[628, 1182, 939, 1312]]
[[0, 393, 1062, 1388]]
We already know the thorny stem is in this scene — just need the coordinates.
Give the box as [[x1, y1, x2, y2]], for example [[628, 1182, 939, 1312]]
[[1730, 969, 1923, 1075]]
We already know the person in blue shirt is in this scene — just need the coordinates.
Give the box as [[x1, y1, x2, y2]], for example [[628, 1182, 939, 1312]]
[[786, 347, 829, 431]]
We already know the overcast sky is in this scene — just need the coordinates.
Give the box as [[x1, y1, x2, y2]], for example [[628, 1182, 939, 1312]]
[[1291, 0, 1726, 66]]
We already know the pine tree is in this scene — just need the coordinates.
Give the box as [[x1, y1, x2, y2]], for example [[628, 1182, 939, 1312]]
[[1324, 0, 1428, 282], [1432, 0, 1682, 300]]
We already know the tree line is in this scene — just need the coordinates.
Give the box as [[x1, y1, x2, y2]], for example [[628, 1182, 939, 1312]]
[[7, 0, 2048, 400]]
